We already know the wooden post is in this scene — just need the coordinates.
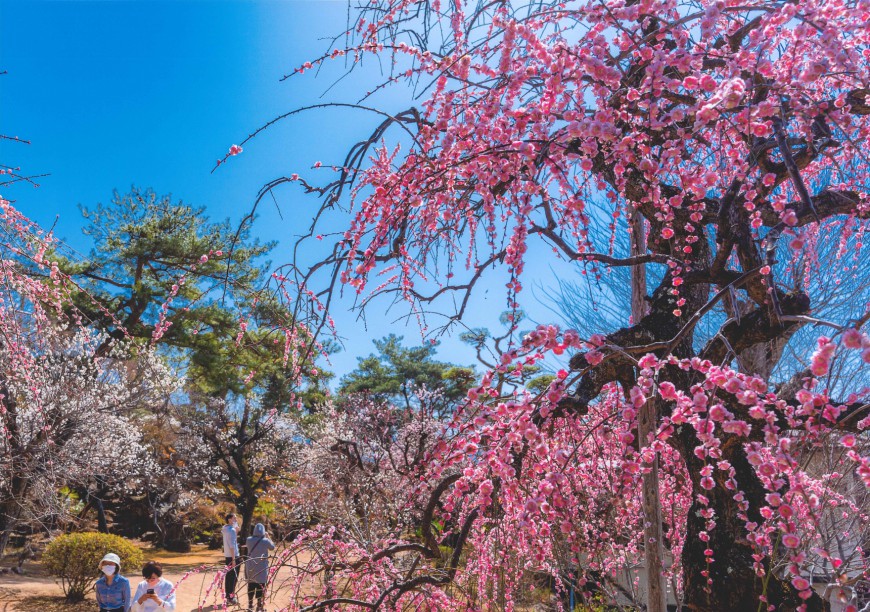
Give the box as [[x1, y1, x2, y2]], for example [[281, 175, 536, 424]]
[[630, 209, 647, 326], [638, 399, 668, 612], [631, 209, 667, 612]]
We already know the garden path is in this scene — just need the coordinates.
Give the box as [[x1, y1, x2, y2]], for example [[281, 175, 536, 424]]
[[0, 544, 316, 612]]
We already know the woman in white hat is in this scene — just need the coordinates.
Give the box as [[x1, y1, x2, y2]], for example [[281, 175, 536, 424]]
[[95, 552, 132, 612]]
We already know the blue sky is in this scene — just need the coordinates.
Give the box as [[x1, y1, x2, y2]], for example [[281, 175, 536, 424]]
[[0, 0, 577, 378]]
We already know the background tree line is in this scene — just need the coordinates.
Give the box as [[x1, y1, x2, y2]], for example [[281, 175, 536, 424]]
[[0, 187, 482, 556]]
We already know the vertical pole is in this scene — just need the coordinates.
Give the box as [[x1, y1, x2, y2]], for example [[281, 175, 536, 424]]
[[638, 398, 667, 612], [631, 209, 667, 612], [569, 574, 575, 611], [630, 208, 647, 326]]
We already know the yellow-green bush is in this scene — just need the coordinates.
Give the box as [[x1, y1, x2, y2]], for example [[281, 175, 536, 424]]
[[42, 532, 145, 602]]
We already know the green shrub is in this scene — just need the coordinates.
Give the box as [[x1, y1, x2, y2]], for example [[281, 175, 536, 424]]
[[42, 532, 145, 602]]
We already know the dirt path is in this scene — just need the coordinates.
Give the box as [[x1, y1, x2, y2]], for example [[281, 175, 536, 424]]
[[0, 545, 315, 612]]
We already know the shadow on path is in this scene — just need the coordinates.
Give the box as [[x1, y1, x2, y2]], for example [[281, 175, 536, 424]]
[[5, 594, 92, 612]]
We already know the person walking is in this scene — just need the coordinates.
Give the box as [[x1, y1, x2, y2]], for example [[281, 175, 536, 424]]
[[95, 552, 132, 612], [132, 560, 175, 611], [244, 523, 275, 612], [222, 512, 241, 604]]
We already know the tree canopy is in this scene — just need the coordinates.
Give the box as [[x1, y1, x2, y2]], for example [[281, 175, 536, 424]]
[[232, 0, 870, 609], [338, 334, 474, 414], [64, 187, 271, 349]]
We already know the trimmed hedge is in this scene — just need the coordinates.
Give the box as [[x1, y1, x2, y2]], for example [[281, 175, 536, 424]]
[[42, 532, 145, 602]]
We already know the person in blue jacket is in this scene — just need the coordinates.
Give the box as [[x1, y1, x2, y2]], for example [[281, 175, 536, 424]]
[[95, 552, 132, 612], [221, 512, 241, 604]]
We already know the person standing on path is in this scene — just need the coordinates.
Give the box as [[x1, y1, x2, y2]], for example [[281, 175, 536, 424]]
[[222, 512, 241, 604], [95, 552, 132, 612], [245, 523, 275, 612]]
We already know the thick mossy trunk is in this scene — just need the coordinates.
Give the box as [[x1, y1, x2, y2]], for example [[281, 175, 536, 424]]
[[631, 280, 819, 610], [676, 432, 823, 611]]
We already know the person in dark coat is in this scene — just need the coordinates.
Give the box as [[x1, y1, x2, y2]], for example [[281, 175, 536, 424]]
[[244, 523, 275, 612]]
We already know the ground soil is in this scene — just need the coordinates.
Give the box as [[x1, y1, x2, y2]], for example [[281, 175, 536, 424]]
[[0, 544, 313, 612]]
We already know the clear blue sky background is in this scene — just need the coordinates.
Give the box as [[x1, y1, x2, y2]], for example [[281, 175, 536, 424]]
[[0, 0, 577, 379]]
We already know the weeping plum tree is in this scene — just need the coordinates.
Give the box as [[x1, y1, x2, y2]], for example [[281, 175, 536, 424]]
[[224, 0, 870, 609]]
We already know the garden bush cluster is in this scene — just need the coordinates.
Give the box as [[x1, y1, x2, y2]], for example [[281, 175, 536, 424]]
[[42, 533, 144, 602]]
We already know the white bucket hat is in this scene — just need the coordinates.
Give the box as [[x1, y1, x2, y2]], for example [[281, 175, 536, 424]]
[[99, 552, 121, 569]]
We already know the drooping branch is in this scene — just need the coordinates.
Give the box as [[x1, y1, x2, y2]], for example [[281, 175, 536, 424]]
[[758, 189, 865, 228]]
